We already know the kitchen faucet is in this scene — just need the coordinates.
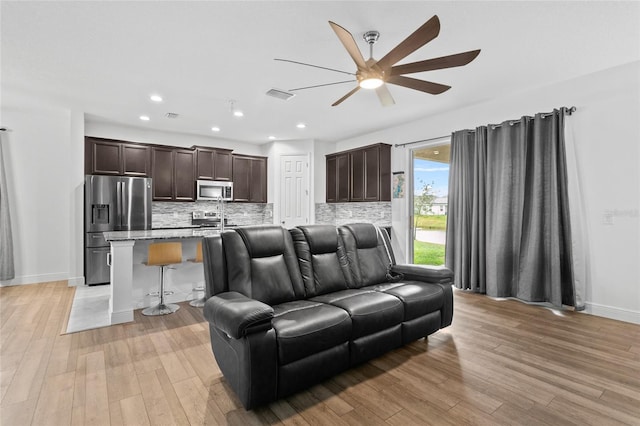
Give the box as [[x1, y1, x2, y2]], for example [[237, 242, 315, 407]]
[[218, 195, 225, 232]]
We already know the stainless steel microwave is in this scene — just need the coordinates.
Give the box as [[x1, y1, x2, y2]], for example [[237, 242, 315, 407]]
[[196, 180, 233, 201]]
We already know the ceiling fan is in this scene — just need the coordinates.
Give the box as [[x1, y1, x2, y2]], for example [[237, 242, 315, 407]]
[[275, 15, 480, 107]]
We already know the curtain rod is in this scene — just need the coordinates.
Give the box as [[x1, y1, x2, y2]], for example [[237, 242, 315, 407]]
[[394, 134, 450, 148], [394, 106, 577, 148]]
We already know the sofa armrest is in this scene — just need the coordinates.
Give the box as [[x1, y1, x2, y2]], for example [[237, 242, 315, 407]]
[[203, 292, 274, 339], [391, 264, 453, 284]]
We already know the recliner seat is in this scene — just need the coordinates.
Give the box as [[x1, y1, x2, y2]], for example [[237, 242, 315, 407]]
[[202, 223, 454, 409]]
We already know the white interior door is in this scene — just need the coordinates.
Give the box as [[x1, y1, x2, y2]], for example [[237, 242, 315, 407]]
[[280, 155, 309, 228]]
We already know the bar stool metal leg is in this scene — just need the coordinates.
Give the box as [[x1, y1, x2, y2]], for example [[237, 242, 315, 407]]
[[188, 241, 206, 308], [189, 286, 206, 308], [142, 241, 182, 316], [143, 265, 180, 315]]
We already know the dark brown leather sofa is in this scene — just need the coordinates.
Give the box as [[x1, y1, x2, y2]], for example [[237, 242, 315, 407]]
[[202, 223, 453, 409]]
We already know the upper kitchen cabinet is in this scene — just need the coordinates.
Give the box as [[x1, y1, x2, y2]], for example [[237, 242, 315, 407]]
[[174, 149, 196, 201], [326, 153, 350, 203], [232, 154, 267, 203], [196, 147, 233, 181], [326, 143, 390, 203], [85, 137, 150, 177], [151, 147, 196, 201]]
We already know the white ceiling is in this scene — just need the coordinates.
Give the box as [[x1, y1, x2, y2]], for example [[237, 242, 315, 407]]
[[2, 1, 639, 144]]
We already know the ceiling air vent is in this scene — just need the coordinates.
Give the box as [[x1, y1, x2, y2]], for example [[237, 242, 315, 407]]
[[266, 88, 296, 101], [165, 112, 179, 119]]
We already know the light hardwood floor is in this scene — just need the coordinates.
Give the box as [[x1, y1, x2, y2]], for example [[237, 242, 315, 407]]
[[1, 281, 639, 425]]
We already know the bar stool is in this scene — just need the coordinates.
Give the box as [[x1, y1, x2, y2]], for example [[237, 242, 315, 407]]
[[188, 241, 206, 308], [142, 242, 182, 316]]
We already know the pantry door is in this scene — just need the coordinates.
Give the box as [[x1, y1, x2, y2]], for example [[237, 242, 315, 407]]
[[280, 155, 309, 228]]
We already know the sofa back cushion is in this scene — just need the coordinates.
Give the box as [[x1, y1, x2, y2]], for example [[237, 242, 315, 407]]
[[222, 226, 305, 305], [202, 235, 227, 298], [291, 225, 352, 297], [338, 223, 391, 287]]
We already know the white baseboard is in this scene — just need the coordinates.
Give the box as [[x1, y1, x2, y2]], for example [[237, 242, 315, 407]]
[[110, 310, 134, 325], [582, 302, 640, 325], [0, 272, 70, 287], [67, 276, 85, 287]]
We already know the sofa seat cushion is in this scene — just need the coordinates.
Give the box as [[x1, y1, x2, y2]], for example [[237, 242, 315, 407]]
[[272, 300, 351, 365], [311, 290, 403, 339], [365, 281, 444, 321]]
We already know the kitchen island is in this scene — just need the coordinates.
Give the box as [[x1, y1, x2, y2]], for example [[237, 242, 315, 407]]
[[104, 228, 220, 324]]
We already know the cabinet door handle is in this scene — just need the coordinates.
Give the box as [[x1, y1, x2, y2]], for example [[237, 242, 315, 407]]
[[106, 253, 112, 266]]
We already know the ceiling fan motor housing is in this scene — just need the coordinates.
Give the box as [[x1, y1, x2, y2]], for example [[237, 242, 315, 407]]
[[363, 31, 380, 45]]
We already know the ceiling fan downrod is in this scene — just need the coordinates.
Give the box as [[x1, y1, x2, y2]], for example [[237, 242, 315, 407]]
[[363, 30, 380, 59]]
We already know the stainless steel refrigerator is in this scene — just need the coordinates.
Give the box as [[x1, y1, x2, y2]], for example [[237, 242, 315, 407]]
[[84, 175, 152, 285]]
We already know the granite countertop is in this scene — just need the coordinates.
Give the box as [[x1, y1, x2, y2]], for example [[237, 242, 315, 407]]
[[152, 225, 201, 230], [103, 228, 220, 242]]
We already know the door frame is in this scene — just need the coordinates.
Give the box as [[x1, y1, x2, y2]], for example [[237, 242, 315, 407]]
[[407, 137, 450, 264]]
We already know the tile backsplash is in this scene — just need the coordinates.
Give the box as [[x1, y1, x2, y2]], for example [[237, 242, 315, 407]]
[[153, 201, 273, 228], [153, 201, 388, 228], [315, 202, 391, 227]]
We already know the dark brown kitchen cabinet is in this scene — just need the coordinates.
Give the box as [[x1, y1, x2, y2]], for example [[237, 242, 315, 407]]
[[326, 153, 350, 202], [364, 145, 384, 201], [122, 144, 151, 176], [151, 147, 174, 201], [232, 154, 267, 203], [85, 137, 150, 177], [196, 147, 233, 181], [325, 143, 390, 202], [151, 147, 196, 201], [174, 149, 196, 201], [349, 150, 365, 201]]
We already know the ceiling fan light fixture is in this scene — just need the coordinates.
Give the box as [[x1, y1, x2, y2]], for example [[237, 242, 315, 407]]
[[359, 77, 384, 89]]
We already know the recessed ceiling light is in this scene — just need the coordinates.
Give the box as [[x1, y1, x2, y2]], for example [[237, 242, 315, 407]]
[[211, 127, 220, 132], [139, 115, 150, 121], [268, 136, 276, 140], [296, 123, 306, 129], [150, 95, 163, 102], [233, 110, 244, 117]]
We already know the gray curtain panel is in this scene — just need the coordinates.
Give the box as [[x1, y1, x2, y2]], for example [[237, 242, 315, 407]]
[[445, 128, 487, 293], [446, 109, 576, 307], [0, 139, 15, 281]]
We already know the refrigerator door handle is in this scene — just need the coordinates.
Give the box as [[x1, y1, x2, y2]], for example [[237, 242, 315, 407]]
[[118, 182, 129, 231], [122, 180, 129, 230], [116, 181, 122, 228]]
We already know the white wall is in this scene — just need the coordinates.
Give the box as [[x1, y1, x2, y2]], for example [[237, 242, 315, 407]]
[[0, 92, 76, 285], [68, 111, 85, 285], [313, 140, 335, 204], [335, 61, 640, 324]]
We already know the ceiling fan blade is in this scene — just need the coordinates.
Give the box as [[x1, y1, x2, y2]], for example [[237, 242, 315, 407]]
[[329, 21, 368, 70], [390, 49, 481, 76], [289, 80, 357, 92], [375, 84, 395, 107], [386, 75, 451, 94], [332, 86, 361, 106], [376, 15, 441, 70], [274, 58, 356, 76]]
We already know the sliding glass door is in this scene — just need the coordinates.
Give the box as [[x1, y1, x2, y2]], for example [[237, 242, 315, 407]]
[[411, 142, 450, 265]]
